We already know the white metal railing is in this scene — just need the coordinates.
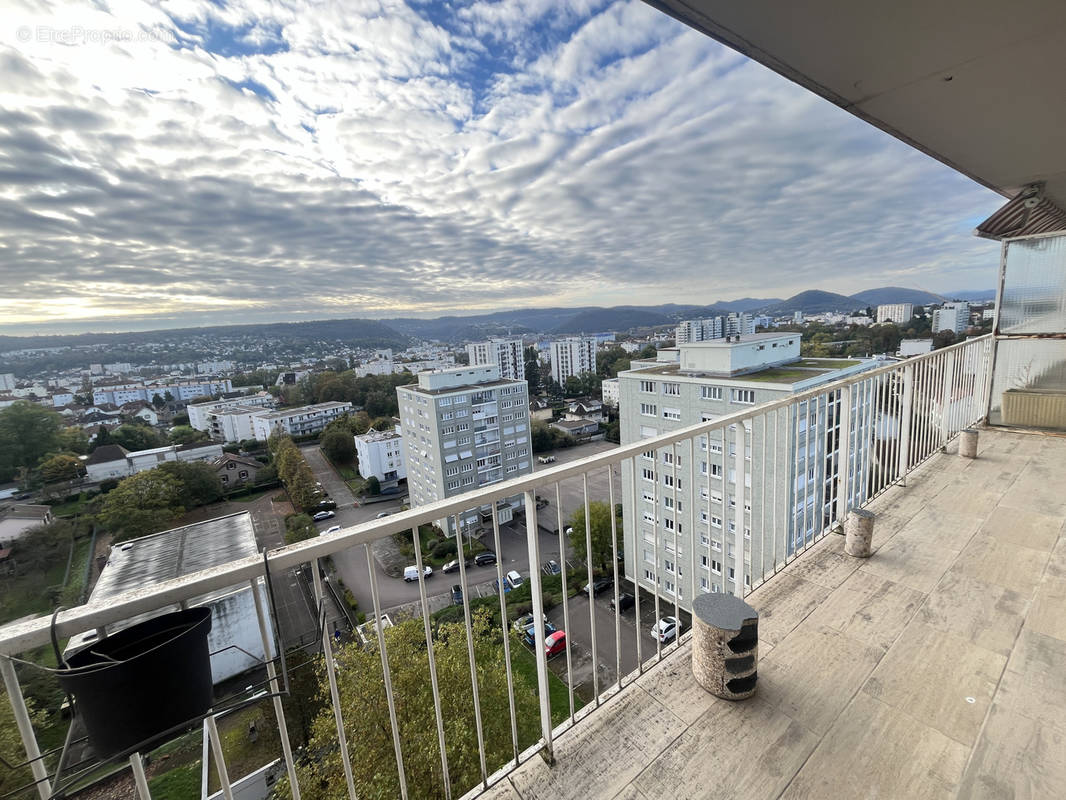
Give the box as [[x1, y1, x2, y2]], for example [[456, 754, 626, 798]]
[[0, 335, 992, 800]]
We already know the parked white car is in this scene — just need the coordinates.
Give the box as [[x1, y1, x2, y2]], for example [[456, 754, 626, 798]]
[[403, 565, 433, 582]]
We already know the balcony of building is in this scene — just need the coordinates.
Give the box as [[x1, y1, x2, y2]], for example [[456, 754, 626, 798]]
[[475, 425, 1066, 800]]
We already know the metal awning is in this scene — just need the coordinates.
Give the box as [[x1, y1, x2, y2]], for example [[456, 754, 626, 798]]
[[976, 183, 1066, 240]]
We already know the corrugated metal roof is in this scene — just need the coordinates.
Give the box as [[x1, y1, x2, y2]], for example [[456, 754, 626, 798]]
[[976, 186, 1066, 240]]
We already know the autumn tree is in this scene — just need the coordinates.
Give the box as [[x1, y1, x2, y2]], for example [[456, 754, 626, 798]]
[[109, 423, 165, 452], [569, 501, 623, 571], [275, 611, 538, 800], [98, 470, 185, 542], [38, 453, 86, 483]]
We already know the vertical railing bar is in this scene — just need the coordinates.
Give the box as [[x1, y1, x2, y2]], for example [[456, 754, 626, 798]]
[[311, 558, 358, 800], [686, 437, 697, 609], [581, 472, 600, 702], [836, 384, 852, 527], [412, 525, 453, 797], [791, 399, 802, 563], [451, 520, 487, 788], [630, 457, 643, 672], [651, 445, 662, 662], [248, 578, 301, 800], [606, 465, 622, 692], [734, 419, 746, 597], [0, 657, 52, 800], [898, 364, 914, 483], [129, 753, 152, 800], [553, 482, 575, 723], [366, 542, 409, 799], [719, 424, 727, 586], [205, 715, 235, 800], [771, 407, 779, 576], [670, 441, 680, 642], [759, 412, 767, 583], [802, 399, 812, 554], [522, 490, 554, 761]]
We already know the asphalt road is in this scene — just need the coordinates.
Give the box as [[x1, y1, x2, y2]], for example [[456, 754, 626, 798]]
[[300, 441, 605, 611]]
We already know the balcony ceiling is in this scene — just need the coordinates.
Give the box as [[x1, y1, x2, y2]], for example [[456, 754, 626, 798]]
[[646, 0, 1066, 211]]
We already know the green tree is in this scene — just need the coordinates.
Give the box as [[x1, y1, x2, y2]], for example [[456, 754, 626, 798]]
[[110, 423, 165, 452], [38, 453, 86, 483], [524, 345, 541, 394], [366, 476, 381, 496], [569, 501, 623, 571], [56, 427, 89, 455], [157, 461, 223, 507], [168, 425, 209, 445], [933, 330, 957, 349], [98, 470, 185, 542], [637, 344, 658, 360], [275, 611, 538, 800], [320, 428, 355, 465], [284, 513, 317, 545], [530, 419, 555, 454], [0, 402, 63, 482], [151, 393, 166, 409]]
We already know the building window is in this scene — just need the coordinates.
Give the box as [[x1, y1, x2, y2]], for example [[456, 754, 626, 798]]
[[731, 389, 756, 405], [640, 380, 656, 393], [663, 408, 681, 421], [662, 383, 680, 396], [642, 468, 655, 481], [711, 560, 721, 574], [701, 386, 722, 400], [640, 403, 657, 417]]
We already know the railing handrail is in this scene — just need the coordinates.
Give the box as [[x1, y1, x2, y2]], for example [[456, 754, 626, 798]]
[[0, 335, 991, 656]]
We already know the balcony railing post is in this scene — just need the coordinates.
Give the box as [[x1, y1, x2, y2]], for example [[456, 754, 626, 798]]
[[733, 424, 745, 598], [522, 489, 554, 763], [940, 350, 957, 444], [835, 384, 852, 526], [0, 656, 51, 800], [897, 363, 915, 483]]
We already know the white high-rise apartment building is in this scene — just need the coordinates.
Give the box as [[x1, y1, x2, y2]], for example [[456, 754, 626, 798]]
[[398, 365, 533, 536], [550, 337, 596, 386], [876, 303, 915, 324], [675, 313, 755, 344], [618, 333, 878, 609], [467, 338, 525, 381], [932, 302, 971, 334]]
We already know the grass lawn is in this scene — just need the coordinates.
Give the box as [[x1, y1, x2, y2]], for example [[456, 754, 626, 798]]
[[49, 495, 93, 517], [147, 761, 201, 800], [206, 700, 282, 793], [509, 638, 583, 727]]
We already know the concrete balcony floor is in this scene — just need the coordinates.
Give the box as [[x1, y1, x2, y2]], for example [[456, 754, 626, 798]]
[[481, 428, 1066, 800]]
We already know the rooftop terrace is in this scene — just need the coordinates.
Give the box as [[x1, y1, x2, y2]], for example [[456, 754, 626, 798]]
[[476, 427, 1066, 800]]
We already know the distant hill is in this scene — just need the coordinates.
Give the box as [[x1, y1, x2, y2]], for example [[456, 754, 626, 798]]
[[716, 297, 783, 313], [849, 287, 944, 306], [384, 308, 594, 341], [0, 317, 409, 354], [553, 307, 673, 334], [945, 289, 996, 302], [760, 290, 860, 315]]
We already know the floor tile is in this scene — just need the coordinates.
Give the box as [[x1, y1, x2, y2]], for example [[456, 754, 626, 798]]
[[862, 622, 1006, 746], [859, 533, 960, 594], [745, 574, 830, 647], [1025, 577, 1066, 642], [979, 505, 1063, 553], [950, 535, 1049, 596], [917, 569, 1028, 657], [758, 623, 882, 734], [633, 697, 818, 800], [633, 641, 718, 726], [804, 570, 924, 652], [507, 687, 685, 800], [780, 692, 968, 800], [956, 703, 1066, 800], [996, 629, 1066, 732]]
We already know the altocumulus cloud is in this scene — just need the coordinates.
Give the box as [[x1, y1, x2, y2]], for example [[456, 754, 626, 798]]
[[0, 0, 1003, 333]]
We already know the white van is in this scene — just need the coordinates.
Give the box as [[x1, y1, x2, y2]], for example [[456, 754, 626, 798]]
[[537, 455, 556, 464], [403, 565, 433, 582]]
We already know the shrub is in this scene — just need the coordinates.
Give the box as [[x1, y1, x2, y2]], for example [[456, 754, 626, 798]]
[[425, 538, 439, 552], [430, 539, 457, 559]]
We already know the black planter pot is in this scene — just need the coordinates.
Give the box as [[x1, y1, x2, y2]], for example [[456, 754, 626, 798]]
[[57, 607, 213, 758]]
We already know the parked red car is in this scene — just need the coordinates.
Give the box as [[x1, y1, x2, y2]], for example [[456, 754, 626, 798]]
[[545, 630, 567, 658]]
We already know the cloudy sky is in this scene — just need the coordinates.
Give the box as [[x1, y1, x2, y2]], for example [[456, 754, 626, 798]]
[[1, 0, 1004, 335]]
